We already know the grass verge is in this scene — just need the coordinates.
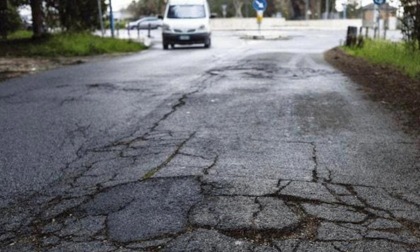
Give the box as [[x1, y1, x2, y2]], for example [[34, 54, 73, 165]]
[[0, 31, 146, 57], [342, 39, 420, 79]]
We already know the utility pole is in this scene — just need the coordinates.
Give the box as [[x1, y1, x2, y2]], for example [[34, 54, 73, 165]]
[[97, 0, 105, 36]]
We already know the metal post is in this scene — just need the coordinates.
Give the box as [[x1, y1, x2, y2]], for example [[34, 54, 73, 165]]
[[325, 0, 329, 19], [97, 0, 105, 36], [342, 3, 347, 19], [373, 4, 377, 38], [305, 0, 309, 20], [257, 10, 263, 34], [383, 3, 388, 39], [376, 5, 380, 39], [148, 23, 151, 38], [109, 0, 115, 38]]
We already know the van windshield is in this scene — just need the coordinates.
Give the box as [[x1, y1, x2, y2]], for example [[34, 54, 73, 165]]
[[167, 5, 205, 19]]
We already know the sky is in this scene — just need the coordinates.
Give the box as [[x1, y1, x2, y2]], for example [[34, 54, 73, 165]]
[[112, 0, 133, 11]]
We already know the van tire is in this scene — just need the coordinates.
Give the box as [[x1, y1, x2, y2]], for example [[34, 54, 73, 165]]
[[163, 43, 169, 50], [204, 38, 211, 48]]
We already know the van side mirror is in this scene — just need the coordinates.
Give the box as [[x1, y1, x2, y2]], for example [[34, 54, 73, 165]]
[[158, 15, 163, 19], [210, 13, 217, 19]]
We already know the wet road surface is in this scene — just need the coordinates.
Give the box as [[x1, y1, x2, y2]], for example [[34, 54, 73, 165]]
[[0, 30, 419, 251]]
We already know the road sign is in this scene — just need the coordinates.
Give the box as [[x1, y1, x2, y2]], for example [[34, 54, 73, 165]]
[[373, 0, 385, 5], [253, 0, 267, 11]]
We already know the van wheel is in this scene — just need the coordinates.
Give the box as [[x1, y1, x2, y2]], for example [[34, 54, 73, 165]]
[[163, 42, 169, 50], [204, 38, 211, 48], [170, 44, 175, 49]]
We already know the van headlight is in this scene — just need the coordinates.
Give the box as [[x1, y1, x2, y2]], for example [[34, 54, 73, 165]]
[[162, 24, 171, 32], [198, 24, 208, 31]]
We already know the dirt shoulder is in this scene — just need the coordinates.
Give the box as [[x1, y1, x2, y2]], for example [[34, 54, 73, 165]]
[[324, 47, 420, 136], [0, 53, 130, 82], [0, 57, 88, 82]]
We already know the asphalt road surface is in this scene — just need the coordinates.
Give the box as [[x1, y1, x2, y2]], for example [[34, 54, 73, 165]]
[[0, 30, 419, 251]]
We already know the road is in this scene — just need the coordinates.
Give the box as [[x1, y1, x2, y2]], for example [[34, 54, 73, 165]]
[[0, 30, 419, 251]]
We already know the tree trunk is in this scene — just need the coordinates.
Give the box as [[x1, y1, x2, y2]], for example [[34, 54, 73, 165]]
[[30, 0, 44, 38], [233, 0, 244, 17]]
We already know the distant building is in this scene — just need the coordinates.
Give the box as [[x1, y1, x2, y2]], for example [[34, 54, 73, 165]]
[[362, 3, 397, 28], [112, 10, 133, 21]]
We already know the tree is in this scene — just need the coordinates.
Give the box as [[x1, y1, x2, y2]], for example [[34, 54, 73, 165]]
[[233, 0, 244, 17], [0, 1, 22, 39], [9, 0, 107, 35], [45, 0, 106, 32], [9, 0, 46, 38], [126, 0, 163, 18], [345, 2, 361, 19], [400, 0, 420, 50], [30, 0, 45, 37]]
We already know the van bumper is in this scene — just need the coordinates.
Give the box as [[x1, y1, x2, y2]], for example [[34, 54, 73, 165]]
[[162, 32, 210, 45]]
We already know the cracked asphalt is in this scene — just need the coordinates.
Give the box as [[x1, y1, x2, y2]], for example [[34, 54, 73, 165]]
[[0, 30, 419, 251]]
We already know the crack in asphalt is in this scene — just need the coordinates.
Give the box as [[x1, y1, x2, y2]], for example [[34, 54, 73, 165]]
[[142, 132, 196, 180], [311, 142, 319, 183], [2, 177, 420, 251], [148, 91, 198, 134], [58, 123, 91, 151], [384, 188, 420, 209], [343, 185, 397, 219], [252, 197, 264, 229], [203, 155, 219, 175], [276, 180, 292, 193]]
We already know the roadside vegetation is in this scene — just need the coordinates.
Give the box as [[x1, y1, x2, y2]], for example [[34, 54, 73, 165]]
[[343, 40, 420, 79], [0, 31, 146, 57]]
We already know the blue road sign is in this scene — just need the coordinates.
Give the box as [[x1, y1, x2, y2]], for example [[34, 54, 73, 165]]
[[373, 0, 385, 5], [253, 0, 267, 11]]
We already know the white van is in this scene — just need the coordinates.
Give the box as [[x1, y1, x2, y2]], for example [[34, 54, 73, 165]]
[[161, 0, 213, 49]]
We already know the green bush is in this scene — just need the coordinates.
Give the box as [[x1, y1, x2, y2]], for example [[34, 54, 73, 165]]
[[0, 2, 22, 40]]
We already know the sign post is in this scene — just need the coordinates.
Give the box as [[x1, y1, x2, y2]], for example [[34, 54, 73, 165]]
[[257, 10, 263, 33], [222, 4, 227, 18], [252, 0, 267, 34], [373, 0, 385, 38]]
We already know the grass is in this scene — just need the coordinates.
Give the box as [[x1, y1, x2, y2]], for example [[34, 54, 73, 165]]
[[6, 30, 33, 40], [343, 39, 420, 79], [0, 31, 146, 57]]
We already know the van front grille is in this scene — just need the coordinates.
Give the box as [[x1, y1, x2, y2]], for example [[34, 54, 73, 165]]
[[173, 29, 197, 33]]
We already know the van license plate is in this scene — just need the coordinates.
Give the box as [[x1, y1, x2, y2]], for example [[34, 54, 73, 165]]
[[179, 35, 190, 40]]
